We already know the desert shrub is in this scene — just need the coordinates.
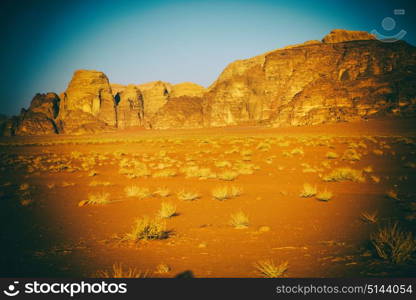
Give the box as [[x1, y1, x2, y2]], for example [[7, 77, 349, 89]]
[[125, 216, 168, 241], [323, 167, 365, 183], [371, 222, 416, 264]]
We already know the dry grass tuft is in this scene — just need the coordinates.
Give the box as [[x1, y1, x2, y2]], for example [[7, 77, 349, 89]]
[[299, 183, 317, 198], [211, 185, 243, 201], [254, 260, 288, 278], [326, 151, 339, 159], [125, 186, 151, 198], [361, 211, 378, 224], [157, 202, 177, 219], [230, 211, 249, 229], [154, 263, 171, 274], [19, 183, 30, 191], [79, 192, 111, 206], [342, 149, 361, 161], [177, 190, 200, 201], [316, 189, 333, 201], [386, 189, 399, 201], [218, 170, 239, 181], [125, 216, 168, 241], [323, 167, 365, 183], [96, 263, 147, 278], [153, 187, 171, 197]]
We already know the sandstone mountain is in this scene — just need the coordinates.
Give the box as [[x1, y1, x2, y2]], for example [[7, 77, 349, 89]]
[[203, 29, 415, 127], [115, 84, 144, 129], [2, 29, 415, 135], [1, 93, 60, 136]]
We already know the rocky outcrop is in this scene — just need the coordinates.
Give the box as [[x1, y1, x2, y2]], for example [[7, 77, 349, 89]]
[[138, 81, 171, 117], [204, 30, 416, 127], [2, 29, 415, 135], [57, 70, 117, 133], [322, 29, 376, 43], [116, 85, 144, 129], [150, 96, 204, 129], [1, 93, 60, 136], [170, 82, 206, 98]]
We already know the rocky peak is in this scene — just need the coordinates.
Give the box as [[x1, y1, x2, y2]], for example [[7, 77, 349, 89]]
[[29, 93, 60, 119], [170, 82, 206, 98], [57, 70, 117, 133], [322, 29, 376, 43]]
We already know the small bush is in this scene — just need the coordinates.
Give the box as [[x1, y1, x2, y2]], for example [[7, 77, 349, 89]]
[[125, 216, 168, 241], [371, 222, 416, 264]]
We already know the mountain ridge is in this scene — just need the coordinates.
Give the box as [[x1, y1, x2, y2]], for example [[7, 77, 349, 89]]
[[1, 29, 415, 136]]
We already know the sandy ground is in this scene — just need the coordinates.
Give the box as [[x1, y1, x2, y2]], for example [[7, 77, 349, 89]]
[[1, 118, 415, 277]]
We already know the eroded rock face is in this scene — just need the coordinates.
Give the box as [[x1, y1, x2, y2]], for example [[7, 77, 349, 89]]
[[116, 85, 144, 129], [58, 70, 117, 129], [150, 96, 204, 129], [322, 29, 376, 43], [1, 93, 60, 136], [138, 81, 172, 117], [170, 82, 206, 98], [204, 31, 416, 127]]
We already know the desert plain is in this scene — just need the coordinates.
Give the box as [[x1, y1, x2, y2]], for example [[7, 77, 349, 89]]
[[1, 118, 415, 278]]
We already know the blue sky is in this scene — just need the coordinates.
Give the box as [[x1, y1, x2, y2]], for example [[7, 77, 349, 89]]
[[0, 0, 415, 115]]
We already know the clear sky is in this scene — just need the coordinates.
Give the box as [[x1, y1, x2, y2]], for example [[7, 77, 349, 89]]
[[0, 0, 415, 115]]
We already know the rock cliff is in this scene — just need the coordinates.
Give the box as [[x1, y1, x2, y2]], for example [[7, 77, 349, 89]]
[[203, 30, 416, 127], [2, 29, 415, 135]]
